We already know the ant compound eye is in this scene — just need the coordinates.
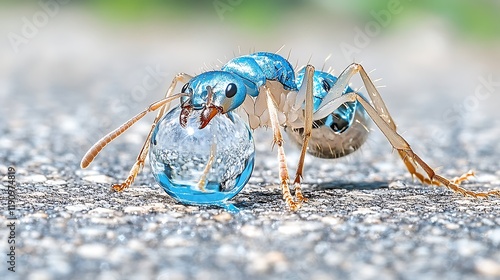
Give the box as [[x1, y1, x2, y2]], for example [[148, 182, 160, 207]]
[[225, 83, 237, 98], [322, 79, 331, 92], [181, 83, 190, 93]]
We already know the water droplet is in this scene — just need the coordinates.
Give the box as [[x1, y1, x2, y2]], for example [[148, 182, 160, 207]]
[[150, 106, 254, 207]]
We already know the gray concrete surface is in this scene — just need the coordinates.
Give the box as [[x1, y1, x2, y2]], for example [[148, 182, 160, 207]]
[[1, 13, 500, 280]]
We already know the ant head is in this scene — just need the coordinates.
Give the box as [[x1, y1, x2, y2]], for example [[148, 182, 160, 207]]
[[179, 71, 247, 129]]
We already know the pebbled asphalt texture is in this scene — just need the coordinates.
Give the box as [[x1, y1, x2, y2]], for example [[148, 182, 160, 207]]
[[1, 15, 500, 280]]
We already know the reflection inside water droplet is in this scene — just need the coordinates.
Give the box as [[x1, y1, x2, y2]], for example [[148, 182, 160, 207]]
[[149, 106, 255, 208]]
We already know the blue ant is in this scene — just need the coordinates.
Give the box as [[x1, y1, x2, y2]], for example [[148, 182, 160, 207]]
[[82, 51, 499, 210]]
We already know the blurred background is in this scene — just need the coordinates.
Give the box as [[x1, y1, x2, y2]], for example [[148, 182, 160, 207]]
[[1, 0, 500, 170], [2, 2, 500, 279]]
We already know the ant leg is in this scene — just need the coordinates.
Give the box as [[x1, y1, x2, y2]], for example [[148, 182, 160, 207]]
[[314, 63, 393, 125], [315, 63, 476, 186], [316, 84, 500, 198], [291, 65, 315, 203], [112, 73, 192, 191], [358, 65, 479, 188], [353, 64, 476, 187], [196, 139, 217, 192], [452, 170, 475, 185], [80, 93, 186, 169], [81, 73, 192, 192], [265, 85, 301, 211]]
